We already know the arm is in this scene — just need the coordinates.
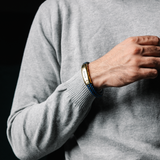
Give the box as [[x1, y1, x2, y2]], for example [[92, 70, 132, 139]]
[[7, 1, 160, 159], [7, 2, 95, 160]]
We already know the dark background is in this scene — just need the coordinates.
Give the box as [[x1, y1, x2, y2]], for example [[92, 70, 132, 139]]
[[1, 0, 47, 159]]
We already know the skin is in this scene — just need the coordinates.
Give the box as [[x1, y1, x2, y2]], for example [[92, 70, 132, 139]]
[[89, 35, 160, 89]]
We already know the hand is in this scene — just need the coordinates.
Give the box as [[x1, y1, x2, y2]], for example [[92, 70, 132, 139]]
[[89, 36, 160, 89]]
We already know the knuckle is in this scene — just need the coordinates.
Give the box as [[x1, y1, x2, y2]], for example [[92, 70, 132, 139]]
[[147, 36, 159, 45], [155, 46, 160, 52], [145, 46, 160, 54], [144, 35, 158, 41], [146, 46, 154, 53], [149, 69, 158, 78], [128, 37, 138, 43], [152, 59, 159, 67], [132, 46, 143, 55], [141, 68, 158, 79], [149, 58, 160, 69], [152, 36, 159, 43]]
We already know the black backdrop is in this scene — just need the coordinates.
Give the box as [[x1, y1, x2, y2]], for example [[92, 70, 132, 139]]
[[0, 1, 47, 159]]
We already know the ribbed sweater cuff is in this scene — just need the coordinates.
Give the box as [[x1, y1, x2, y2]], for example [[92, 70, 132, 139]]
[[65, 70, 95, 110]]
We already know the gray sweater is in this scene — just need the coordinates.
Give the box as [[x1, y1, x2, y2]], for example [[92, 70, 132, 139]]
[[7, 0, 160, 159]]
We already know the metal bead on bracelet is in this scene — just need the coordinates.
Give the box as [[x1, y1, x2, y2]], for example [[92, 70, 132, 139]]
[[81, 62, 103, 98]]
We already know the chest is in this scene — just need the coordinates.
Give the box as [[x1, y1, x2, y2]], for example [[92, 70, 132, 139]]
[[60, 0, 160, 83]]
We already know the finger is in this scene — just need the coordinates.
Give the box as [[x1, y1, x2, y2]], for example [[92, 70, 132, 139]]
[[139, 57, 160, 69], [130, 36, 160, 46], [139, 68, 158, 79], [142, 45, 160, 57]]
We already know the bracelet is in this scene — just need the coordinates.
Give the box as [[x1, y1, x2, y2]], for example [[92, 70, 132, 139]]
[[81, 62, 103, 98]]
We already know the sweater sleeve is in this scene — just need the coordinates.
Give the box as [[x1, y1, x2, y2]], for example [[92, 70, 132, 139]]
[[6, 1, 95, 160]]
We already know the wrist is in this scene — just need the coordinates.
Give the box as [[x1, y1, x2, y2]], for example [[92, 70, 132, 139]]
[[88, 60, 106, 90]]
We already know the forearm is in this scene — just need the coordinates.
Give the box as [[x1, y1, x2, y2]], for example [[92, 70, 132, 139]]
[[6, 2, 96, 159], [7, 71, 94, 160]]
